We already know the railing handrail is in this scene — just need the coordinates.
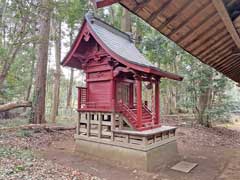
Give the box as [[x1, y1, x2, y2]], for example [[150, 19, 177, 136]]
[[118, 102, 137, 122], [143, 104, 152, 114], [77, 86, 87, 89]]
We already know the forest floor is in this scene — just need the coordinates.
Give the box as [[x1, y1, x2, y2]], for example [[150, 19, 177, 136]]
[[0, 117, 240, 180]]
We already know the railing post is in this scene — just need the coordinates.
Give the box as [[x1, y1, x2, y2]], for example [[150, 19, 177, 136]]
[[155, 78, 160, 125], [136, 76, 142, 128], [129, 83, 134, 108], [77, 87, 81, 110], [77, 112, 80, 135]]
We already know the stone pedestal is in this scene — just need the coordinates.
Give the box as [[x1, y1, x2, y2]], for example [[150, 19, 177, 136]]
[[75, 126, 179, 171]]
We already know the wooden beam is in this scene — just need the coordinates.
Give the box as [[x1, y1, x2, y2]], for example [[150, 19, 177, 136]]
[[223, 60, 240, 74], [168, 2, 211, 37], [194, 31, 229, 56], [223, 61, 240, 74], [226, 66, 240, 76], [147, 0, 173, 23], [176, 8, 217, 44], [157, 0, 193, 31], [209, 46, 235, 65], [215, 55, 238, 71], [212, 0, 240, 49], [179, 0, 234, 46], [221, 59, 240, 73], [201, 40, 234, 60], [133, 0, 151, 12], [206, 51, 232, 66], [216, 56, 238, 71], [208, 47, 234, 65]]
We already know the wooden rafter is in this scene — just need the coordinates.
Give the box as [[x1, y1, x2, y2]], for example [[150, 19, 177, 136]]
[[146, 0, 173, 23], [231, 71, 240, 79], [177, 13, 218, 45], [216, 56, 238, 70], [133, 0, 151, 12], [196, 35, 231, 58], [194, 31, 230, 56], [208, 51, 232, 65], [168, 2, 212, 37], [222, 58, 240, 73], [216, 54, 238, 69], [208, 48, 234, 65], [201, 40, 234, 60], [157, 0, 193, 31], [222, 62, 240, 75], [190, 23, 228, 52], [212, 0, 240, 49], [226, 65, 240, 75]]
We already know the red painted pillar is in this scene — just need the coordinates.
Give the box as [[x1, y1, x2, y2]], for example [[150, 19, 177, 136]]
[[136, 77, 142, 128], [129, 83, 134, 108], [112, 79, 116, 110], [155, 78, 160, 125]]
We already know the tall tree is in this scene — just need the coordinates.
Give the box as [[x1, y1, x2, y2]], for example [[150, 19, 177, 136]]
[[50, 17, 61, 123], [31, 0, 52, 124], [121, 8, 131, 32], [66, 29, 74, 108], [0, 1, 37, 91]]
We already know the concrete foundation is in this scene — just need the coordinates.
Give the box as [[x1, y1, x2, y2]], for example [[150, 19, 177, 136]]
[[75, 137, 179, 171]]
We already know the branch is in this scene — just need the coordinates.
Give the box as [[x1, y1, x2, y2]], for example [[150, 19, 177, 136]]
[[0, 124, 76, 132], [0, 100, 31, 112]]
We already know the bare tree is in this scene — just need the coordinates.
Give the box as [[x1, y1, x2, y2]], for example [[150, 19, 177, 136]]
[[31, 0, 51, 124]]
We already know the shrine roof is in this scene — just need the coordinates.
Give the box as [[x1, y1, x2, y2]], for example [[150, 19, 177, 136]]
[[61, 12, 183, 81], [86, 13, 154, 68]]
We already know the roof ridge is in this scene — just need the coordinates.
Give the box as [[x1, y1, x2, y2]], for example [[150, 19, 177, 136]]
[[85, 11, 134, 43]]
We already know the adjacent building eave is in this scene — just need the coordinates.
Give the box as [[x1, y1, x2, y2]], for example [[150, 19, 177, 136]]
[[91, 0, 120, 8]]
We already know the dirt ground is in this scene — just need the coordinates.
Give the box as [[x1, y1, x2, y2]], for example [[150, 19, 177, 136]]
[[1, 119, 240, 180], [39, 126, 240, 180]]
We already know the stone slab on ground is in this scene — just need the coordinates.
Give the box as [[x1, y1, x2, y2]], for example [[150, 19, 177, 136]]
[[171, 161, 198, 173]]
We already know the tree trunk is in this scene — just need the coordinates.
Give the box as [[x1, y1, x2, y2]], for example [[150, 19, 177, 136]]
[[25, 43, 36, 102], [0, 0, 7, 46], [0, 47, 20, 90], [195, 73, 214, 127], [66, 29, 74, 108], [31, 0, 51, 124], [109, 7, 115, 25], [0, 101, 31, 112], [50, 19, 61, 123], [66, 68, 74, 108], [121, 8, 131, 32]]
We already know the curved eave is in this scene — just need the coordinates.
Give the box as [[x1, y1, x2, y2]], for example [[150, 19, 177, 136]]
[[86, 19, 182, 81], [61, 21, 87, 67], [61, 15, 183, 81]]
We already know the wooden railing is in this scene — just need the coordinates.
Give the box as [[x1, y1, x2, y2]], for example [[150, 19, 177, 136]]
[[143, 103, 152, 114], [118, 102, 137, 124], [77, 87, 87, 109]]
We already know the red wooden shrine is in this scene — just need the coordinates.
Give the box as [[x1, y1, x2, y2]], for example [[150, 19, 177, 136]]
[[62, 13, 183, 131]]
